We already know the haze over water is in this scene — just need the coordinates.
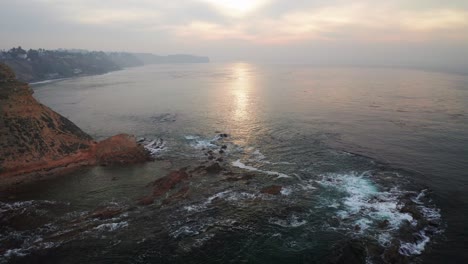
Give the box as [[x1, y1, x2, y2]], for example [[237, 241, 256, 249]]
[[7, 63, 462, 263]]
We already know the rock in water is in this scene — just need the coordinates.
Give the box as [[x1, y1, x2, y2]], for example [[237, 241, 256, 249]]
[[0, 63, 150, 187], [96, 134, 150, 165], [205, 162, 222, 173], [327, 240, 367, 264], [260, 185, 283, 195], [152, 170, 190, 197]]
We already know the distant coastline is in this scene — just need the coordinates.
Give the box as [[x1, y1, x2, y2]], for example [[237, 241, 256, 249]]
[[0, 47, 210, 83]]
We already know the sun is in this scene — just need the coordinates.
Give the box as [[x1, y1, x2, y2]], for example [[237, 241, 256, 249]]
[[221, 0, 259, 13], [201, 0, 266, 17]]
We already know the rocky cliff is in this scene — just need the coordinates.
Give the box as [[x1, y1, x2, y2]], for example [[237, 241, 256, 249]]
[[0, 64, 150, 186]]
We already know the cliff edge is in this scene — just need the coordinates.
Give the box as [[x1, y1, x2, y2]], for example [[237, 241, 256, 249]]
[[0, 64, 150, 187]]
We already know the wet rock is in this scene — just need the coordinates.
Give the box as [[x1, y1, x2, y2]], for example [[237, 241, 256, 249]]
[[170, 185, 190, 199], [205, 162, 222, 173], [163, 185, 190, 205], [427, 219, 440, 228], [89, 208, 122, 220], [219, 133, 228, 138], [378, 219, 390, 229], [159, 160, 173, 169], [144, 138, 166, 156], [189, 165, 206, 174], [1, 211, 50, 230], [224, 174, 255, 182], [219, 149, 225, 154], [137, 196, 154, 206], [216, 157, 224, 162], [260, 185, 282, 195], [400, 204, 423, 220], [383, 241, 408, 264], [328, 217, 340, 227], [96, 134, 151, 166], [221, 145, 227, 149], [152, 170, 190, 197], [402, 192, 417, 200], [151, 113, 176, 123], [328, 240, 367, 264]]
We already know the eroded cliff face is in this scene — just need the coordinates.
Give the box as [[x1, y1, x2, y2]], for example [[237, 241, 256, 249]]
[[0, 64, 150, 185]]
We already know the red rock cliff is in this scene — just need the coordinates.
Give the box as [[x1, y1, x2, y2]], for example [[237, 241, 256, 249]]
[[0, 64, 150, 185]]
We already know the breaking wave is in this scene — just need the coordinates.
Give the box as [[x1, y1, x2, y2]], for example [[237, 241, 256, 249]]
[[316, 172, 443, 256]]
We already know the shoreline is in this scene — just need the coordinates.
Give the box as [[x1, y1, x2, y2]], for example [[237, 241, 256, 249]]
[[29, 68, 127, 86], [27, 63, 211, 86]]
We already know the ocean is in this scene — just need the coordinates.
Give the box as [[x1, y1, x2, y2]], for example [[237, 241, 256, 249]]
[[1, 63, 467, 263]]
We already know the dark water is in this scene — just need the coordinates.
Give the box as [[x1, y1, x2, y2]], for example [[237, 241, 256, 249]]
[[1, 63, 467, 263]]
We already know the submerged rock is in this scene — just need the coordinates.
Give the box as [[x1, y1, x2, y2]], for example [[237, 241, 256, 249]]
[[137, 170, 192, 206], [400, 204, 423, 220], [137, 196, 155, 206], [163, 185, 190, 205], [205, 162, 222, 173], [378, 219, 390, 229], [88, 207, 123, 220], [328, 240, 367, 264], [224, 174, 255, 182], [383, 242, 408, 264], [260, 185, 283, 195], [152, 170, 190, 197]]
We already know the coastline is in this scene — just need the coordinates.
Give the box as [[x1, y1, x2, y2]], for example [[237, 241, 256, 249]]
[[29, 68, 126, 86], [0, 64, 152, 190]]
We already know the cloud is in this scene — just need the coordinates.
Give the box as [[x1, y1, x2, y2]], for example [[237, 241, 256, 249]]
[[173, 3, 468, 44], [0, 0, 467, 70], [401, 9, 468, 30], [197, 0, 270, 17], [10, 0, 467, 45]]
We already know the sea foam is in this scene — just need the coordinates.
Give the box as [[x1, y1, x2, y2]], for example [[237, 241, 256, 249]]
[[232, 159, 291, 179]]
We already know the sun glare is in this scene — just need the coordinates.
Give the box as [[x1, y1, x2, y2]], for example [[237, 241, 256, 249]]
[[202, 0, 266, 17]]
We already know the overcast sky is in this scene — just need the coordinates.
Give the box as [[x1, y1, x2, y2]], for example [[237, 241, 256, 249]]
[[1, 0, 468, 71]]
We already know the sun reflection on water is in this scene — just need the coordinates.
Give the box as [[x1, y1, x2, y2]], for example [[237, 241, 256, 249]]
[[225, 62, 261, 145], [231, 63, 253, 122]]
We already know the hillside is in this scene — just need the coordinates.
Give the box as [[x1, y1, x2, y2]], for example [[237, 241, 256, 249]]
[[0, 47, 210, 83], [0, 63, 150, 186]]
